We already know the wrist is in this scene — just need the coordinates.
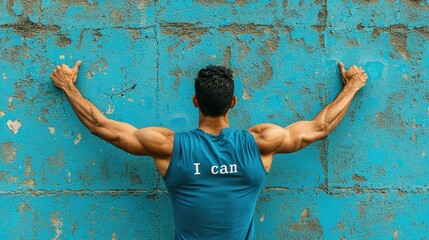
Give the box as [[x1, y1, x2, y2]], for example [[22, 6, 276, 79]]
[[62, 83, 78, 94], [343, 83, 360, 94]]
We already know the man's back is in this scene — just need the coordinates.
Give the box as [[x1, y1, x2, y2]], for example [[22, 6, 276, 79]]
[[163, 128, 267, 240]]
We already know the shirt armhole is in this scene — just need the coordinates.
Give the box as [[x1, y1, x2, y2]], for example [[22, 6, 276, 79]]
[[245, 130, 269, 175], [163, 133, 179, 181]]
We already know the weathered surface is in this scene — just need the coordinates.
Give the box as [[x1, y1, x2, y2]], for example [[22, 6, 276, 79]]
[[0, 0, 428, 239]]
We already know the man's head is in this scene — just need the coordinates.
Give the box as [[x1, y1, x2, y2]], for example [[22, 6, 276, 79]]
[[194, 65, 235, 117]]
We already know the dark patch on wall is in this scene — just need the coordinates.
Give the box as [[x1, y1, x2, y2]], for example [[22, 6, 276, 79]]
[[171, 68, 183, 90], [415, 27, 429, 39], [127, 28, 143, 40], [387, 26, 409, 60], [265, 38, 279, 52], [310, 0, 327, 48], [223, 46, 232, 68], [55, 34, 72, 48], [162, 23, 209, 49], [47, 150, 66, 169], [282, 0, 288, 15], [195, 0, 247, 5], [218, 24, 276, 36], [289, 210, 322, 235], [352, 0, 379, 4], [161, 23, 208, 39], [404, 0, 429, 8], [374, 91, 414, 139], [371, 25, 410, 60], [5, 16, 60, 38], [352, 174, 367, 182], [110, 9, 124, 25], [0, 142, 16, 163], [256, 60, 273, 88]]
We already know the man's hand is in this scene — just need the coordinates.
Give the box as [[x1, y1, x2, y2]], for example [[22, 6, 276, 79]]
[[338, 62, 368, 91], [50, 61, 82, 90]]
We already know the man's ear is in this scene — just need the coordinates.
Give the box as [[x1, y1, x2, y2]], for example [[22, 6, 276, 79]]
[[230, 96, 237, 109], [192, 95, 199, 108]]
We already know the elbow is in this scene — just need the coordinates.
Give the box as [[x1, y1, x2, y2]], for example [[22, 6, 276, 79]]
[[88, 115, 108, 136], [88, 125, 99, 136], [315, 120, 331, 138]]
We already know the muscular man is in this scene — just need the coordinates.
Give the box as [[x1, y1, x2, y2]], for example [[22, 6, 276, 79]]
[[50, 61, 367, 240]]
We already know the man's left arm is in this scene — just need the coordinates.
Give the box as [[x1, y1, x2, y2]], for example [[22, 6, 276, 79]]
[[249, 62, 368, 171]]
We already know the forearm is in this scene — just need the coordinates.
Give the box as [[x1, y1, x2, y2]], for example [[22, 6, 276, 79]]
[[313, 84, 358, 135], [62, 85, 109, 135]]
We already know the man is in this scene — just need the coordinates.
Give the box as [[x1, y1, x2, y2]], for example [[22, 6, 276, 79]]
[[50, 61, 367, 239]]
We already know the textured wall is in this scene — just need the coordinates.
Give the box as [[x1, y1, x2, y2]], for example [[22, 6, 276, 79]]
[[1, 0, 428, 239]]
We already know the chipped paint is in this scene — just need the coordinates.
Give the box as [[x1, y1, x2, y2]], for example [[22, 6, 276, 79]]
[[7, 119, 21, 134], [106, 104, 115, 114], [0, 142, 16, 163], [50, 212, 63, 240], [74, 132, 82, 145], [20, 179, 35, 188], [48, 126, 56, 134]]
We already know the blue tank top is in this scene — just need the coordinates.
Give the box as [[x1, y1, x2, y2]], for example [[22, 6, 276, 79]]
[[163, 128, 267, 240]]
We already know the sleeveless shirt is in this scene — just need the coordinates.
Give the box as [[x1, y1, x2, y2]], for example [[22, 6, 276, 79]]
[[163, 128, 267, 240]]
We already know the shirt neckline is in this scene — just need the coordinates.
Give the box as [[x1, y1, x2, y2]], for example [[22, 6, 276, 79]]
[[195, 128, 232, 137]]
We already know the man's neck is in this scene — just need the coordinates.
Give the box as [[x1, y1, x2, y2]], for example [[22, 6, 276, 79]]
[[198, 112, 230, 135]]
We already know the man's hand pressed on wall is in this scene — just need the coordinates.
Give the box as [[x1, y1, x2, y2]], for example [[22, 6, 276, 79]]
[[338, 62, 368, 91], [50, 60, 82, 90]]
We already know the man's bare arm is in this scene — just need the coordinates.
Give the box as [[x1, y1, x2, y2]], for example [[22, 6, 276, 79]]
[[249, 62, 368, 169], [50, 61, 174, 158]]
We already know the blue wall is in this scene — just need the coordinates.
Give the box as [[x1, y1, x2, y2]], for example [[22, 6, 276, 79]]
[[1, 0, 428, 239]]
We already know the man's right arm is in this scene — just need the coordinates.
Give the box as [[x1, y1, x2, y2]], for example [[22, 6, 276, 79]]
[[249, 62, 368, 172], [50, 62, 174, 161]]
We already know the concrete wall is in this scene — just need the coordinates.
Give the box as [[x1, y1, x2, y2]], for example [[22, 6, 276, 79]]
[[1, 0, 428, 239]]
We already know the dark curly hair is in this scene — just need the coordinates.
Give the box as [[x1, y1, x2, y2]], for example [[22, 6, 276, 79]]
[[195, 65, 234, 117]]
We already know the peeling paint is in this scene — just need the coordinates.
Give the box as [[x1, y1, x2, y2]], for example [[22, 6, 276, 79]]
[[352, 174, 367, 182], [74, 133, 82, 145], [67, 170, 72, 183], [106, 104, 115, 114], [7, 97, 15, 111], [20, 179, 35, 188], [18, 202, 31, 213], [50, 212, 63, 240], [112, 232, 118, 240], [24, 157, 32, 176], [7, 119, 22, 134], [48, 126, 56, 134]]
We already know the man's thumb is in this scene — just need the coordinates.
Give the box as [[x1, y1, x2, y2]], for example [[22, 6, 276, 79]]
[[338, 62, 346, 74], [74, 60, 82, 70]]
